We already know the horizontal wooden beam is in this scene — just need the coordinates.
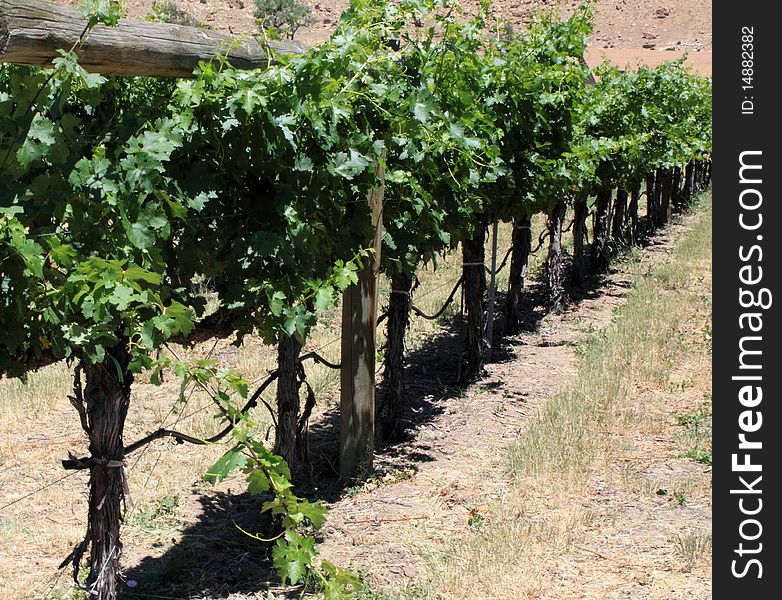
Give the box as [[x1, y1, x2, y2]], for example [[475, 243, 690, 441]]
[[0, 0, 306, 78]]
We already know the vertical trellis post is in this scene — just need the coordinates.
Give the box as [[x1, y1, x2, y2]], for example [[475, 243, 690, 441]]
[[340, 155, 385, 479]]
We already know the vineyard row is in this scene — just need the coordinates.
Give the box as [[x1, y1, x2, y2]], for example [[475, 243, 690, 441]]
[[0, 1, 712, 597]]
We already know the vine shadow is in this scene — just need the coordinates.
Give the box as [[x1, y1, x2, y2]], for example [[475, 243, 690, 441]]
[[305, 312, 467, 501], [119, 490, 296, 599]]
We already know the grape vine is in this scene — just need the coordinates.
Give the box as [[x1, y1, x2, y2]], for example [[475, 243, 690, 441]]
[[0, 0, 712, 597]]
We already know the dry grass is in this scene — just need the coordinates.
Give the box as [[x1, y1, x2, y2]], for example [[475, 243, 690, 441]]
[[0, 363, 72, 422], [673, 528, 712, 571], [511, 195, 711, 478]]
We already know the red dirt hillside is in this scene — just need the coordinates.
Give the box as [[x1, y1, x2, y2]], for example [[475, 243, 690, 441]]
[[57, 0, 712, 74]]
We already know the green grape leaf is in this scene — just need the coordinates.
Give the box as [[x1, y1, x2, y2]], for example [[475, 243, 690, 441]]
[[204, 448, 247, 485], [17, 115, 57, 168], [314, 286, 336, 311], [271, 530, 316, 585], [247, 470, 271, 496]]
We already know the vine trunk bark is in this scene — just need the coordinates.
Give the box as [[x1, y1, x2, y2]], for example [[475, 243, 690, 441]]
[[700, 159, 711, 188], [628, 182, 641, 245], [505, 214, 532, 334], [683, 161, 695, 204], [646, 172, 657, 222], [659, 168, 674, 225], [545, 200, 568, 306], [571, 194, 589, 285], [379, 271, 413, 441], [274, 333, 305, 482], [81, 341, 133, 600], [612, 188, 628, 243], [591, 189, 612, 273], [653, 168, 666, 227], [461, 228, 486, 382], [672, 166, 683, 211]]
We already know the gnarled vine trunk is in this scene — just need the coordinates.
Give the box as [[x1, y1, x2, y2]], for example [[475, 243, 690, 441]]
[[379, 271, 413, 441], [628, 182, 641, 245], [571, 194, 589, 286], [590, 189, 612, 273], [461, 228, 486, 382], [612, 188, 628, 243], [683, 161, 695, 205], [274, 333, 305, 482], [672, 166, 683, 211], [77, 341, 133, 600], [652, 168, 666, 227], [701, 159, 712, 188], [545, 200, 568, 306], [505, 214, 532, 333], [646, 172, 657, 222]]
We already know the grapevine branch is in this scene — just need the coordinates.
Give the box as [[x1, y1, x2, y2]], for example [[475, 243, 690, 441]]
[[61, 351, 338, 470], [493, 245, 514, 276], [410, 275, 464, 321], [377, 275, 464, 325], [530, 228, 550, 255]]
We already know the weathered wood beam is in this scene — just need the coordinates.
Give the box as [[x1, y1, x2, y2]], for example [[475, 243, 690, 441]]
[[0, 0, 306, 78]]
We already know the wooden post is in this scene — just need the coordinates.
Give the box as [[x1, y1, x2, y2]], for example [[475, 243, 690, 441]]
[[340, 157, 385, 479], [0, 0, 305, 77]]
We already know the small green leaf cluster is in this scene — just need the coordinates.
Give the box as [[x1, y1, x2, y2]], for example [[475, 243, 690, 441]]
[[171, 361, 353, 592], [153, 357, 359, 595], [78, 0, 126, 28]]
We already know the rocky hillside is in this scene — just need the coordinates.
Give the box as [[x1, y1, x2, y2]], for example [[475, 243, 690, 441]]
[[58, 0, 711, 51]]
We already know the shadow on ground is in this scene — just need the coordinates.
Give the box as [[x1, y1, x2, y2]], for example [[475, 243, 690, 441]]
[[120, 491, 292, 598]]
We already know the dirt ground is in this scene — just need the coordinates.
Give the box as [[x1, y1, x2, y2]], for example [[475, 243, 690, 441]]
[[55, 0, 713, 75]]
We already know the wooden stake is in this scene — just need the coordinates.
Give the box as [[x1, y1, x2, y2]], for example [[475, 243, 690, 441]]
[[340, 156, 385, 479]]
